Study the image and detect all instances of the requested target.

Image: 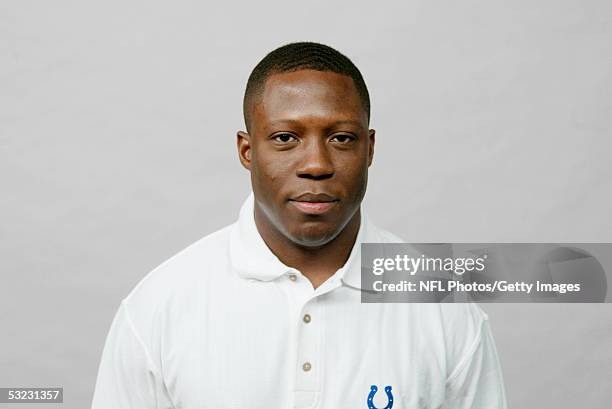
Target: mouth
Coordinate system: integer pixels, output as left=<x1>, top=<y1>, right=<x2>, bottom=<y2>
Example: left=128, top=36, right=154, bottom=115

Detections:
left=288, top=193, right=339, bottom=216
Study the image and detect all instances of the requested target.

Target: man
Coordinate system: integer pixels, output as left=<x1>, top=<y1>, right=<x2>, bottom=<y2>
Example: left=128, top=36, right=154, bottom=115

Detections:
left=91, top=42, right=507, bottom=408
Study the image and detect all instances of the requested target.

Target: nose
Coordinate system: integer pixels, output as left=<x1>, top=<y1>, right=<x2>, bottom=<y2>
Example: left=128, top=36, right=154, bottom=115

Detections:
left=296, top=138, right=334, bottom=180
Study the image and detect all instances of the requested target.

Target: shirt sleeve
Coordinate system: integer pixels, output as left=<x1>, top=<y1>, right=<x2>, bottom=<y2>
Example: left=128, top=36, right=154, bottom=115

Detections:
left=91, top=301, right=175, bottom=409
left=443, top=317, right=508, bottom=409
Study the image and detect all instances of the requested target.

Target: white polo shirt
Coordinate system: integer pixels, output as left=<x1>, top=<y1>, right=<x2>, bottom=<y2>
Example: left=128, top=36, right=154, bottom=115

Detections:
left=92, top=193, right=507, bottom=409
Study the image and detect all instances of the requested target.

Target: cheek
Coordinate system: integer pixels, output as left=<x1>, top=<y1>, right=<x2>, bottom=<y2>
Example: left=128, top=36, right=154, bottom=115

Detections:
left=351, top=169, right=369, bottom=199
left=251, top=153, right=293, bottom=194
left=337, top=158, right=369, bottom=192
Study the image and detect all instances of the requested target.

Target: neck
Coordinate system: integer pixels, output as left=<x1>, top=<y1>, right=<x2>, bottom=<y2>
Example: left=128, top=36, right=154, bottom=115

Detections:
left=254, top=206, right=361, bottom=289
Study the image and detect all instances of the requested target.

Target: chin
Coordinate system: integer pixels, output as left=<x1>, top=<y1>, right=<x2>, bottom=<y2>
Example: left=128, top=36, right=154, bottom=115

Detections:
left=289, top=223, right=340, bottom=248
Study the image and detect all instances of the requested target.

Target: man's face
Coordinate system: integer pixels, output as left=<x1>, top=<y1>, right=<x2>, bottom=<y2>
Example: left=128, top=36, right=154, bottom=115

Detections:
left=238, top=69, right=375, bottom=247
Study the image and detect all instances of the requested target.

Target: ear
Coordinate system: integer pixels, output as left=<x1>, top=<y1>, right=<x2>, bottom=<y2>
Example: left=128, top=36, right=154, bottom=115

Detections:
left=367, top=129, right=376, bottom=167
left=237, top=131, right=252, bottom=170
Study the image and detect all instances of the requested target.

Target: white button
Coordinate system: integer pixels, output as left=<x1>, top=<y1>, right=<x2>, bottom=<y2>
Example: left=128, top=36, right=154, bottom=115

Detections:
left=302, top=362, right=312, bottom=371
left=288, top=273, right=297, bottom=281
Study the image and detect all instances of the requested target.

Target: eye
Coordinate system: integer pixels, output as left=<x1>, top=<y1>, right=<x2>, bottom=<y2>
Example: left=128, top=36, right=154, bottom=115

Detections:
left=272, top=133, right=299, bottom=144
left=330, top=134, right=356, bottom=144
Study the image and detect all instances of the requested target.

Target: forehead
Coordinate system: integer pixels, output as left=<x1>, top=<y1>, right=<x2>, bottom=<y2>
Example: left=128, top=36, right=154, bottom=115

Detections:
left=253, top=70, right=367, bottom=129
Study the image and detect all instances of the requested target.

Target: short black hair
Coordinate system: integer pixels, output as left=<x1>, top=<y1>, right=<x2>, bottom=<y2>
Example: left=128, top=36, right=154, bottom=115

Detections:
left=243, top=42, right=371, bottom=132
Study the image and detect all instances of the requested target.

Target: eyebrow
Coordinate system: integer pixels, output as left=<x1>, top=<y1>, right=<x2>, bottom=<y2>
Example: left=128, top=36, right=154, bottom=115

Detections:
left=266, top=119, right=363, bottom=128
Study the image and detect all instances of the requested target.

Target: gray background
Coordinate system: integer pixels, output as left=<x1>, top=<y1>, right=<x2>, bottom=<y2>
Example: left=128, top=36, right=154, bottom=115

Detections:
left=1, top=1, right=611, bottom=408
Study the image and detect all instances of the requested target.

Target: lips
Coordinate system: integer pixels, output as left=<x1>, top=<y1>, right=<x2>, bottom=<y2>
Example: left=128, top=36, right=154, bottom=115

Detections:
left=289, top=192, right=339, bottom=215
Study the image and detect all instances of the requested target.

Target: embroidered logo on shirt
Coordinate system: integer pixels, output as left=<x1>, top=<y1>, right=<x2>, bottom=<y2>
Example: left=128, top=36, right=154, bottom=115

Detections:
left=367, top=385, right=394, bottom=409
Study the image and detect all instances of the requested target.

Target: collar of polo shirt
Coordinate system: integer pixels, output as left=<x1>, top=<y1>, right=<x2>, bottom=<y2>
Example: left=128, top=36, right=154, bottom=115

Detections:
left=229, top=192, right=370, bottom=290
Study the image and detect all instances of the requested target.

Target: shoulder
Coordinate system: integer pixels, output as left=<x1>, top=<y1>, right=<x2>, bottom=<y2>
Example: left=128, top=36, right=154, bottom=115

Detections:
left=122, top=223, right=234, bottom=316
left=412, top=302, right=488, bottom=343
left=98, top=224, right=235, bottom=378
left=439, top=302, right=488, bottom=326
left=437, top=303, right=490, bottom=377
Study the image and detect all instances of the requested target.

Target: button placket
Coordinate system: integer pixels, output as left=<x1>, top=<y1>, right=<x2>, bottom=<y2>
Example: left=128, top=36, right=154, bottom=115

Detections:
left=276, top=269, right=319, bottom=409
left=294, top=297, right=322, bottom=409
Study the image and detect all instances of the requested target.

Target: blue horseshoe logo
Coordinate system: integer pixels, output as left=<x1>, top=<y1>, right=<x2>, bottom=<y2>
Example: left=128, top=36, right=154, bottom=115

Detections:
left=367, top=385, right=394, bottom=409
